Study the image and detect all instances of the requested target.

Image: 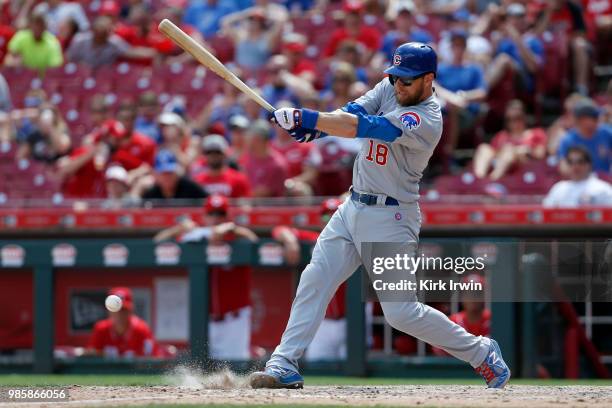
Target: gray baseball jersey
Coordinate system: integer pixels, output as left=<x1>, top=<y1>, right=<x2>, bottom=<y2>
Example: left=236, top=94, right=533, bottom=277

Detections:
left=352, top=79, right=443, bottom=203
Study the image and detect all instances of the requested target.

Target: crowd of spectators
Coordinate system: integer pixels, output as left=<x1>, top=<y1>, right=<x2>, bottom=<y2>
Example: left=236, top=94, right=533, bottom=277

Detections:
left=0, top=0, right=610, bottom=207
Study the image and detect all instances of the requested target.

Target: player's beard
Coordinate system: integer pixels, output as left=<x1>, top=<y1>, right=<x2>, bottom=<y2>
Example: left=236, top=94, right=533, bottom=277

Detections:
left=395, top=81, right=425, bottom=107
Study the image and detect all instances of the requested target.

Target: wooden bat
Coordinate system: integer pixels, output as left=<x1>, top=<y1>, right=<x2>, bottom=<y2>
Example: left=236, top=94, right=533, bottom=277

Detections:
left=158, top=19, right=276, bottom=113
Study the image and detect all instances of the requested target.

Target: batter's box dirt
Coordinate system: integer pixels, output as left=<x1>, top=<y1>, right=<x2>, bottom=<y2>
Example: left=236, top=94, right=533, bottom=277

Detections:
left=4, top=385, right=612, bottom=408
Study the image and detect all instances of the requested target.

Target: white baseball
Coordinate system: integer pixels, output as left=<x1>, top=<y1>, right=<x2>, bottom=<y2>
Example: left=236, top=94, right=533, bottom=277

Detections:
left=105, top=295, right=123, bottom=312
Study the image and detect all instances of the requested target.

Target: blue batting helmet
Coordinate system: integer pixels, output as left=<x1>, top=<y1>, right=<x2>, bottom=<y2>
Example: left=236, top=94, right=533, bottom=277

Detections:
left=384, top=42, right=437, bottom=80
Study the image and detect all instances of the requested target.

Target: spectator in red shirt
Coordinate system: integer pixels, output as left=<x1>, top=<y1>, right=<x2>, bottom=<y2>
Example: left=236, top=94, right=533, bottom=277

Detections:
left=281, top=32, right=316, bottom=85
left=271, top=103, right=321, bottom=196
left=114, top=101, right=157, bottom=171
left=272, top=198, right=351, bottom=360
left=474, top=100, right=547, bottom=180
left=57, top=119, right=126, bottom=199
left=239, top=119, right=288, bottom=197
left=114, top=4, right=172, bottom=64
left=432, top=274, right=490, bottom=356
left=154, top=194, right=258, bottom=359
left=323, top=0, right=381, bottom=60
left=194, top=134, right=251, bottom=197
left=87, top=287, right=160, bottom=357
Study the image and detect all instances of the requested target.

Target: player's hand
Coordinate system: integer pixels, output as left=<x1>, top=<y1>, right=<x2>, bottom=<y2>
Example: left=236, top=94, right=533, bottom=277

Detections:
left=272, top=107, right=302, bottom=130
left=289, top=127, right=324, bottom=143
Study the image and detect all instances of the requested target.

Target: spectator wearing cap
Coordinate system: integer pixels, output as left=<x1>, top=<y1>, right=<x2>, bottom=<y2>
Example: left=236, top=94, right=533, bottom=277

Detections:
left=485, top=2, right=544, bottom=93
left=183, top=0, right=240, bottom=39
left=221, top=7, right=284, bottom=70
left=158, top=111, right=197, bottom=169
left=544, top=146, right=612, bottom=207
left=194, top=134, right=251, bottom=197
left=87, top=287, right=161, bottom=357
left=271, top=102, right=321, bottom=196
left=239, top=119, right=288, bottom=197
left=432, top=273, right=490, bottom=356
left=135, top=92, right=162, bottom=143
left=141, top=149, right=208, bottom=204
left=474, top=100, right=547, bottom=180
left=6, top=13, right=63, bottom=72
left=323, top=0, right=381, bottom=60
left=67, top=16, right=156, bottom=68
left=434, top=30, right=487, bottom=166
left=281, top=32, right=316, bottom=85
left=375, top=2, right=433, bottom=66
left=557, top=99, right=612, bottom=174
left=153, top=194, right=258, bottom=360
left=102, top=165, right=141, bottom=208
left=104, top=165, right=129, bottom=199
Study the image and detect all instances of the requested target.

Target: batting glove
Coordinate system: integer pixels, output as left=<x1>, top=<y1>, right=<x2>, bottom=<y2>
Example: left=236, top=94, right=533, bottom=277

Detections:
left=289, top=127, right=327, bottom=143
left=272, top=107, right=320, bottom=131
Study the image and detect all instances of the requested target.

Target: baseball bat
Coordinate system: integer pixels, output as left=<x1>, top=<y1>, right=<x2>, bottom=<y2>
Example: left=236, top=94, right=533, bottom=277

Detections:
left=158, top=19, right=276, bottom=113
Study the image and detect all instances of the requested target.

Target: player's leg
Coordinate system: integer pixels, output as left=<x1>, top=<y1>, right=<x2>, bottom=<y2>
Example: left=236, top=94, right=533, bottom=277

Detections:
left=355, top=203, right=509, bottom=388
left=251, top=201, right=361, bottom=388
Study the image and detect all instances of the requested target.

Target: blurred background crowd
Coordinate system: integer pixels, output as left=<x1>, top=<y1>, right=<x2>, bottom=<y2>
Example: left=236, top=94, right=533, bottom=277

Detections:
left=0, top=0, right=610, bottom=207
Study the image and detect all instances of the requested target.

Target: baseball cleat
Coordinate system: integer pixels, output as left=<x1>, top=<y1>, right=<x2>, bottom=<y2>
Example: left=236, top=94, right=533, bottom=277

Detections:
left=475, top=339, right=511, bottom=389
left=249, top=365, right=304, bottom=389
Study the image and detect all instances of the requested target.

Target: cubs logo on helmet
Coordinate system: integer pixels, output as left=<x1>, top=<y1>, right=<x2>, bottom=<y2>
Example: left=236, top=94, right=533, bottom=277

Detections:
left=400, top=112, right=421, bottom=130
left=393, top=54, right=402, bottom=65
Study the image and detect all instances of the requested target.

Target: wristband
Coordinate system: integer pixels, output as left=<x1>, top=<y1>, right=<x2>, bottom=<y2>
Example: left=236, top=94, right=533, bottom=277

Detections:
left=301, top=108, right=319, bottom=130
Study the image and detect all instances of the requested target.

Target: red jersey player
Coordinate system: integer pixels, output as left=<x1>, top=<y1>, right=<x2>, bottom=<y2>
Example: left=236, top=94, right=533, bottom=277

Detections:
left=88, top=287, right=160, bottom=357
left=153, top=194, right=258, bottom=359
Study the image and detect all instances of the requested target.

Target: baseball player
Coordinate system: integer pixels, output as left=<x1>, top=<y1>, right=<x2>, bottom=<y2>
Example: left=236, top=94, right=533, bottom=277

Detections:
left=250, top=43, right=510, bottom=389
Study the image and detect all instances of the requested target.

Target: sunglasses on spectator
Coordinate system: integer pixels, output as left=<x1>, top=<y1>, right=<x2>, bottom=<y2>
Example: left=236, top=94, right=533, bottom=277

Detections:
left=567, top=158, right=588, bottom=165
left=204, top=150, right=223, bottom=155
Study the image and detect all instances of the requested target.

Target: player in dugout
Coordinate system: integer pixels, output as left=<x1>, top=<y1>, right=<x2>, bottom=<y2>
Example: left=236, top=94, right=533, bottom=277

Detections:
left=153, top=194, right=258, bottom=360
left=87, top=287, right=161, bottom=358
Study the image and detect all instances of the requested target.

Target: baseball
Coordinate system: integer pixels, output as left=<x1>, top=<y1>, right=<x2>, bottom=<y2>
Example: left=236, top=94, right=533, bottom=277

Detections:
left=105, top=295, right=122, bottom=312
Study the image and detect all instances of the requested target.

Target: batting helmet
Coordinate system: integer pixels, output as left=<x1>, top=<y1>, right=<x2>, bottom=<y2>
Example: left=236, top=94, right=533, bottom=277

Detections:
left=384, top=42, right=437, bottom=81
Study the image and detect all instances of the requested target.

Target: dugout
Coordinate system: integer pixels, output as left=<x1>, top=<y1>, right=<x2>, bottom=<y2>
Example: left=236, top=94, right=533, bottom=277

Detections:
left=0, top=204, right=610, bottom=379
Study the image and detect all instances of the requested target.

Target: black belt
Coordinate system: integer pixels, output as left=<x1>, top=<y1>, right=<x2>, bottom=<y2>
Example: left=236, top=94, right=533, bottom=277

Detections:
left=350, top=190, right=399, bottom=206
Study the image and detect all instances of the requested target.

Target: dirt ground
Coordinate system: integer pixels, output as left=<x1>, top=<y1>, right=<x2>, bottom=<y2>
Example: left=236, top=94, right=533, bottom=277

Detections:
left=3, top=384, right=612, bottom=408
left=2, top=370, right=611, bottom=408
